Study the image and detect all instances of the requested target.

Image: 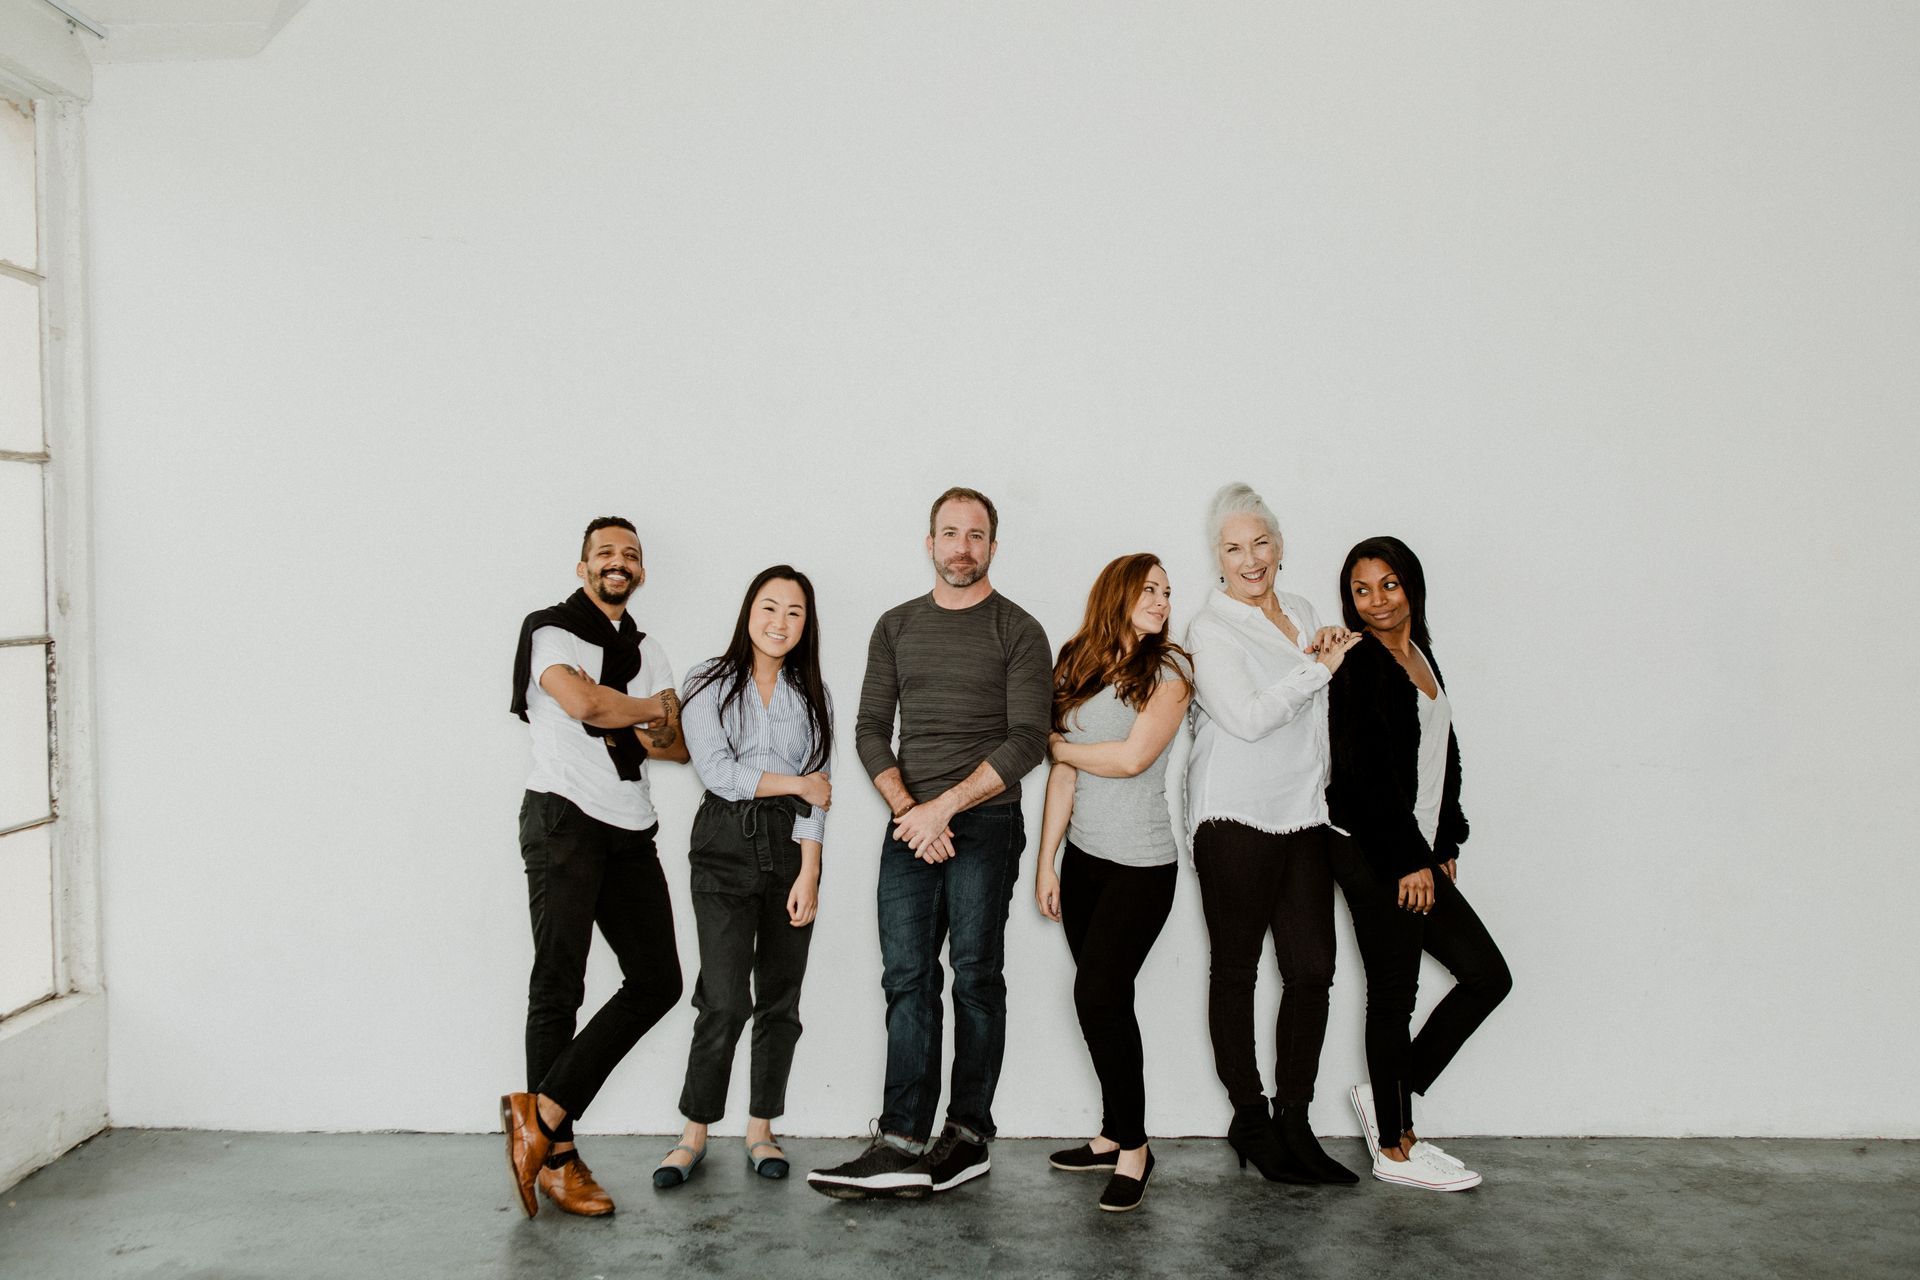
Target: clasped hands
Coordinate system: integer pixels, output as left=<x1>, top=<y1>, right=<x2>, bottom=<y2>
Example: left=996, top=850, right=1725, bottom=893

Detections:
left=892, top=798, right=958, bottom=864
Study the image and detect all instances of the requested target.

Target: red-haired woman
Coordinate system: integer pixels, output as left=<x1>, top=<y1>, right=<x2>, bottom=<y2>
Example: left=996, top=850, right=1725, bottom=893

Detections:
left=1033, top=553, right=1193, bottom=1213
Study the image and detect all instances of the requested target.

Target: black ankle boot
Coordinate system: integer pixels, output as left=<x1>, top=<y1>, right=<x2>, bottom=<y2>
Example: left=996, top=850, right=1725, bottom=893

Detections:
left=1226, top=1101, right=1315, bottom=1184
left=1275, top=1103, right=1359, bottom=1184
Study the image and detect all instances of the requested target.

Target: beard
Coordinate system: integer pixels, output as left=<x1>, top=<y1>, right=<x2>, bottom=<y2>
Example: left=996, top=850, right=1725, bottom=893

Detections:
left=935, top=552, right=990, bottom=589
left=590, top=569, right=635, bottom=604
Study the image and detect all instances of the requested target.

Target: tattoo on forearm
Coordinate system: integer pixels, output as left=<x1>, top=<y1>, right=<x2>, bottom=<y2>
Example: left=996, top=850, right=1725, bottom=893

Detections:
left=644, top=688, right=682, bottom=749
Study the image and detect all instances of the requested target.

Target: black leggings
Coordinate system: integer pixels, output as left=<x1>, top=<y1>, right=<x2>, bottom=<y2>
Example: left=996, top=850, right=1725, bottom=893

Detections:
left=1327, top=832, right=1512, bottom=1141
left=1193, top=820, right=1336, bottom=1108
left=1060, top=844, right=1177, bottom=1149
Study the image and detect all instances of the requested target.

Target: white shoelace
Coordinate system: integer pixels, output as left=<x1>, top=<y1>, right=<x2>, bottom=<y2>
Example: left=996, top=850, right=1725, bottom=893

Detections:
left=1411, top=1140, right=1466, bottom=1169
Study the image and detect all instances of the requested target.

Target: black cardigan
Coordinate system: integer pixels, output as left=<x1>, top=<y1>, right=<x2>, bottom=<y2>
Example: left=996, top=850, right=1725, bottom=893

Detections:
left=1327, top=633, right=1467, bottom=880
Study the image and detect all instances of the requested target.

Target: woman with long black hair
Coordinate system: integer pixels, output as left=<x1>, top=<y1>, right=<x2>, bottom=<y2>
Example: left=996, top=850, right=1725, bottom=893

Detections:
left=1033, top=553, right=1192, bottom=1213
left=1327, top=537, right=1512, bottom=1192
left=653, top=565, right=834, bottom=1188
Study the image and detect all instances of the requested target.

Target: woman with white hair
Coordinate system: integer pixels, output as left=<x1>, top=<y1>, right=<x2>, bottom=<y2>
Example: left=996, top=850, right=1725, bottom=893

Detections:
left=1184, top=482, right=1360, bottom=1185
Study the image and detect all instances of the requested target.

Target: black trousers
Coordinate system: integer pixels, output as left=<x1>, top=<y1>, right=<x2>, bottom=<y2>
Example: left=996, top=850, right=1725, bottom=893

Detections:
left=678, top=793, right=816, bottom=1124
left=1059, top=844, right=1177, bottom=1150
left=1192, top=820, right=1336, bottom=1108
left=519, top=790, right=683, bottom=1129
left=1327, top=832, right=1512, bottom=1141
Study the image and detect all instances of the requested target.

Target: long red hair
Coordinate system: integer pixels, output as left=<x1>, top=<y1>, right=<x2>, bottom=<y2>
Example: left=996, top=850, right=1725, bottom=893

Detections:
left=1053, top=553, right=1192, bottom=731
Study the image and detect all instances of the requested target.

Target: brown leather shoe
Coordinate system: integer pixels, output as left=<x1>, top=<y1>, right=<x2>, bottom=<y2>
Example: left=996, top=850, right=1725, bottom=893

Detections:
left=500, top=1093, right=552, bottom=1218
left=538, top=1153, right=616, bottom=1217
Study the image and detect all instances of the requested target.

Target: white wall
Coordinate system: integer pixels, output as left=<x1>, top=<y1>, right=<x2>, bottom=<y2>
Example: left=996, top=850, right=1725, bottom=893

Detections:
left=82, top=2, right=1920, bottom=1139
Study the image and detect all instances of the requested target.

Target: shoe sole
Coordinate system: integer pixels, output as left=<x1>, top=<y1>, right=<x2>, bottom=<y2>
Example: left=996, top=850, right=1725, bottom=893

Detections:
left=1349, top=1086, right=1381, bottom=1164
left=1048, top=1158, right=1119, bottom=1173
left=501, top=1095, right=538, bottom=1219
left=930, top=1159, right=989, bottom=1193
left=1371, top=1165, right=1482, bottom=1192
left=806, top=1176, right=931, bottom=1201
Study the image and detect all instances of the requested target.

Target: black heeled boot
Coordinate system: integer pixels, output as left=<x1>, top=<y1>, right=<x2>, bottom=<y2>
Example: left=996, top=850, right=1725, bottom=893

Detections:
left=1227, top=1101, right=1315, bottom=1184
left=1275, top=1103, right=1359, bottom=1184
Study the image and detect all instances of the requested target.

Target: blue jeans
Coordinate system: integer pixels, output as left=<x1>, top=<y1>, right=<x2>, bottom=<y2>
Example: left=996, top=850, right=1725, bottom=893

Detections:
left=876, top=801, right=1026, bottom=1143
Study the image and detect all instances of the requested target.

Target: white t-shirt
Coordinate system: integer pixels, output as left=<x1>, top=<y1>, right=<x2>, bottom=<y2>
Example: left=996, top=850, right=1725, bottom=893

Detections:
left=523, top=626, right=675, bottom=831
left=1412, top=644, right=1453, bottom=850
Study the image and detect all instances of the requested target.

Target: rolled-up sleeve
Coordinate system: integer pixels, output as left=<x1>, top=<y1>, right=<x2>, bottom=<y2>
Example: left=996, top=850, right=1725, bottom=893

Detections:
left=680, top=674, right=760, bottom=801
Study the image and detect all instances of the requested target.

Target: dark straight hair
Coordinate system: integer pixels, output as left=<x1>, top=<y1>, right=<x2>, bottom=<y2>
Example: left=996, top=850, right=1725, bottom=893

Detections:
left=684, top=565, right=833, bottom=774
left=1339, top=536, right=1433, bottom=653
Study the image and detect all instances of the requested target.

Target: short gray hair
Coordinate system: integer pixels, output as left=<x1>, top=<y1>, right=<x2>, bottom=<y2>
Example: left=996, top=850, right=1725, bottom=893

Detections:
left=1205, top=482, right=1281, bottom=549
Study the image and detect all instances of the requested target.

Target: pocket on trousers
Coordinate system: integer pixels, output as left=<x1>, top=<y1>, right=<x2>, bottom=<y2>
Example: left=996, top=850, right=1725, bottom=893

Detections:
left=689, top=848, right=758, bottom=897
left=520, top=792, right=568, bottom=863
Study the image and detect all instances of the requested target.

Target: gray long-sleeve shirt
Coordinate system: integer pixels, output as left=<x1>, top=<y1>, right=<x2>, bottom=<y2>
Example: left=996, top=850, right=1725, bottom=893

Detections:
left=854, top=591, right=1052, bottom=806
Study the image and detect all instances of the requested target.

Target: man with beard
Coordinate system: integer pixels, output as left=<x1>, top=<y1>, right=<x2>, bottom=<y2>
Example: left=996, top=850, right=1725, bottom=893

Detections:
left=501, top=516, right=688, bottom=1218
left=808, top=487, right=1051, bottom=1199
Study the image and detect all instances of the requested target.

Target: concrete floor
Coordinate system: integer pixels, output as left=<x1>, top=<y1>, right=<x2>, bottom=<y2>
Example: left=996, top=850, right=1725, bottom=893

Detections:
left=1, top=1131, right=1915, bottom=1279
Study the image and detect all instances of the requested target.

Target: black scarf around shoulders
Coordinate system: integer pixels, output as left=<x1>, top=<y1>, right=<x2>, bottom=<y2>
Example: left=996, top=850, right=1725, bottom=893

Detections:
left=511, top=589, right=649, bottom=781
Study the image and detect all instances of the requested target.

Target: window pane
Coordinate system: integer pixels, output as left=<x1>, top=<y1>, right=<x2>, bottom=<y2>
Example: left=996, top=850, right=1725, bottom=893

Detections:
left=0, top=643, right=51, bottom=830
left=0, top=462, right=46, bottom=637
left=0, top=274, right=41, bottom=452
left=0, top=824, right=54, bottom=1015
left=0, top=95, right=35, bottom=272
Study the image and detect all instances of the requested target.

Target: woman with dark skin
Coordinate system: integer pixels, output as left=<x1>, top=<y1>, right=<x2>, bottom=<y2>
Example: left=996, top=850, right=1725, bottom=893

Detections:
left=1325, top=537, right=1512, bottom=1192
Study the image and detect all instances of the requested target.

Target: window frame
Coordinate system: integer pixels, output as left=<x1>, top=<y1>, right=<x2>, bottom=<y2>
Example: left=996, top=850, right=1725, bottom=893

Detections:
left=0, top=76, right=100, bottom=1021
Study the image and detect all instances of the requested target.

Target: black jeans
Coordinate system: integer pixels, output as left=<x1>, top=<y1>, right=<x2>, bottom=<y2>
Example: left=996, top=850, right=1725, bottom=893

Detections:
left=678, top=792, right=816, bottom=1124
left=1327, top=832, right=1512, bottom=1141
left=876, top=801, right=1026, bottom=1143
left=1193, top=820, right=1336, bottom=1108
left=1060, top=844, right=1177, bottom=1149
left=519, top=790, right=683, bottom=1127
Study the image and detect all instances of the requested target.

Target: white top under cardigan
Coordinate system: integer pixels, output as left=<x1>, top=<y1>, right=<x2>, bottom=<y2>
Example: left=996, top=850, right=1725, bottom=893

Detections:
left=1412, top=644, right=1453, bottom=850
left=1184, top=587, right=1333, bottom=839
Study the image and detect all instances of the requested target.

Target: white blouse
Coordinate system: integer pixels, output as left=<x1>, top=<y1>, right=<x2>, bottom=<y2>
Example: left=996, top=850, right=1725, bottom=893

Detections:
left=1184, top=587, right=1333, bottom=839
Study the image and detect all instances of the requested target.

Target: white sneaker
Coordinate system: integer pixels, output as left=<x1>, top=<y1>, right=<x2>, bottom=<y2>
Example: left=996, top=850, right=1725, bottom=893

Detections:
left=1371, top=1146, right=1482, bottom=1192
left=1348, top=1085, right=1382, bottom=1163
left=1410, top=1139, right=1466, bottom=1170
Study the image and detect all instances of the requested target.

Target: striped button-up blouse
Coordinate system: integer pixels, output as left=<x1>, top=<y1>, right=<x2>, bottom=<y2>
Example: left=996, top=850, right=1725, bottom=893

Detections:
left=680, top=658, right=829, bottom=845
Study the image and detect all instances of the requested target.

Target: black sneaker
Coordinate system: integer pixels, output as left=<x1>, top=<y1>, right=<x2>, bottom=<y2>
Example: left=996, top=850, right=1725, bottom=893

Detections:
left=806, top=1135, right=931, bottom=1200
left=1048, top=1142, right=1121, bottom=1173
left=926, top=1123, right=990, bottom=1192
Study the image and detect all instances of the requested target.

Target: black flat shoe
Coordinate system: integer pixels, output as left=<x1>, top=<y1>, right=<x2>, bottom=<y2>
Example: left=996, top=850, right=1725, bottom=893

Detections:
left=1099, top=1148, right=1155, bottom=1213
left=1049, top=1142, right=1122, bottom=1172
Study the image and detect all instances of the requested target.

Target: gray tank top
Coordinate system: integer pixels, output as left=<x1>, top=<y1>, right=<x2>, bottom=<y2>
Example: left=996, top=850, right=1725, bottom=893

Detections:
left=1064, top=684, right=1179, bottom=867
